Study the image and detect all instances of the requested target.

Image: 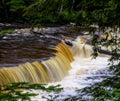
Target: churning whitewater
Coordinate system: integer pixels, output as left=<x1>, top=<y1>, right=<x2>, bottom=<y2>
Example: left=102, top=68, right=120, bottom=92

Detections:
left=0, top=34, right=113, bottom=100
left=30, top=36, right=112, bottom=101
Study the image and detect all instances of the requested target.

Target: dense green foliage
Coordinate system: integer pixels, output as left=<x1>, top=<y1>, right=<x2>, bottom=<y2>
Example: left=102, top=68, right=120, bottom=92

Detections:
left=0, top=0, right=120, bottom=27
left=0, top=82, right=63, bottom=101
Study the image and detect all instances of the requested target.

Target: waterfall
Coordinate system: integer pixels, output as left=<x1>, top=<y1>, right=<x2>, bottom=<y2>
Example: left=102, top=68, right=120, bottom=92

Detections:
left=0, top=41, right=73, bottom=86
left=55, top=41, right=73, bottom=62
left=71, top=36, right=93, bottom=58
left=0, top=36, right=94, bottom=86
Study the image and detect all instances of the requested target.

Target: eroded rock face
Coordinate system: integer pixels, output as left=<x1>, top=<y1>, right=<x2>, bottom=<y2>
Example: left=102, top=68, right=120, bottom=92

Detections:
left=0, top=23, right=30, bottom=30
left=0, top=26, right=76, bottom=41
left=32, top=27, right=70, bottom=34
left=0, top=23, right=5, bottom=26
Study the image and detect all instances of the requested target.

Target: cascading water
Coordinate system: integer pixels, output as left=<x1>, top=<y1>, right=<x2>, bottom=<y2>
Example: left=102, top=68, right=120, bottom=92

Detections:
left=0, top=33, right=112, bottom=100
left=30, top=35, right=112, bottom=100
left=70, top=36, right=93, bottom=58
left=0, top=41, right=73, bottom=85
left=55, top=41, right=73, bottom=62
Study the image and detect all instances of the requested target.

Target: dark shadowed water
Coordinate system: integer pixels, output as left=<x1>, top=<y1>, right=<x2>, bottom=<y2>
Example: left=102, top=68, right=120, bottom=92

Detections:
left=0, top=33, right=60, bottom=67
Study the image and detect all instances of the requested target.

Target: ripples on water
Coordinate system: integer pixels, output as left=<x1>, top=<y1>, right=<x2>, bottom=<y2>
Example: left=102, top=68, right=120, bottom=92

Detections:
left=0, top=33, right=60, bottom=67
left=0, top=31, right=114, bottom=100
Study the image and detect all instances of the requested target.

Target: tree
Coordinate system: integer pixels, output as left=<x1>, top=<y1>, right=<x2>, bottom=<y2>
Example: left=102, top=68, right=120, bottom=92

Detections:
left=0, top=0, right=10, bottom=21
left=23, top=0, right=77, bottom=23
left=0, top=0, right=34, bottom=22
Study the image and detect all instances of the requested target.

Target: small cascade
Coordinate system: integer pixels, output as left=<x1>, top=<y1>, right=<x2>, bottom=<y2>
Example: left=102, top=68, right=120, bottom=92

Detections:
left=0, top=62, right=50, bottom=85
left=0, top=41, right=73, bottom=86
left=71, top=36, right=93, bottom=58
left=55, top=41, right=74, bottom=62
left=42, top=52, right=72, bottom=82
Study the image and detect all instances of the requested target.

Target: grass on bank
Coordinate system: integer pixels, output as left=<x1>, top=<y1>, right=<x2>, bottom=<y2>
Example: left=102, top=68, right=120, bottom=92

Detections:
left=0, top=29, right=14, bottom=35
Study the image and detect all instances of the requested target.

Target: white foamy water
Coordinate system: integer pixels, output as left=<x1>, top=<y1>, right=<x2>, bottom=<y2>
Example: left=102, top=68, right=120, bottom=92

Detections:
left=30, top=56, right=112, bottom=101
left=30, top=35, right=114, bottom=101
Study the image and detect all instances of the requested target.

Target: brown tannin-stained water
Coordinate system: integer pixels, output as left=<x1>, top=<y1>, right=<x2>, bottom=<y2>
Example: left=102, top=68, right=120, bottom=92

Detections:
left=0, top=33, right=59, bottom=67
left=0, top=32, right=74, bottom=85
left=0, top=30, right=115, bottom=100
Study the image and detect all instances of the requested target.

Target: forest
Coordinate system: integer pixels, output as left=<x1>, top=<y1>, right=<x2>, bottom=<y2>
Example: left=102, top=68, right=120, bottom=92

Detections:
left=0, top=0, right=120, bottom=101
left=0, top=0, right=120, bottom=27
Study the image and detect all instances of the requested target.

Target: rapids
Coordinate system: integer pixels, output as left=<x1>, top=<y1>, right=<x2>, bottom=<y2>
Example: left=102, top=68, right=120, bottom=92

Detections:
left=0, top=32, right=113, bottom=100
left=30, top=36, right=113, bottom=101
left=30, top=56, right=112, bottom=101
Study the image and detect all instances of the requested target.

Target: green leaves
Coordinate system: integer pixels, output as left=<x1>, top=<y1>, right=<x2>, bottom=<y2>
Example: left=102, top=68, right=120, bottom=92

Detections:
left=0, top=82, right=63, bottom=100
left=0, top=29, right=13, bottom=35
left=7, top=0, right=26, bottom=12
left=0, top=0, right=120, bottom=26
